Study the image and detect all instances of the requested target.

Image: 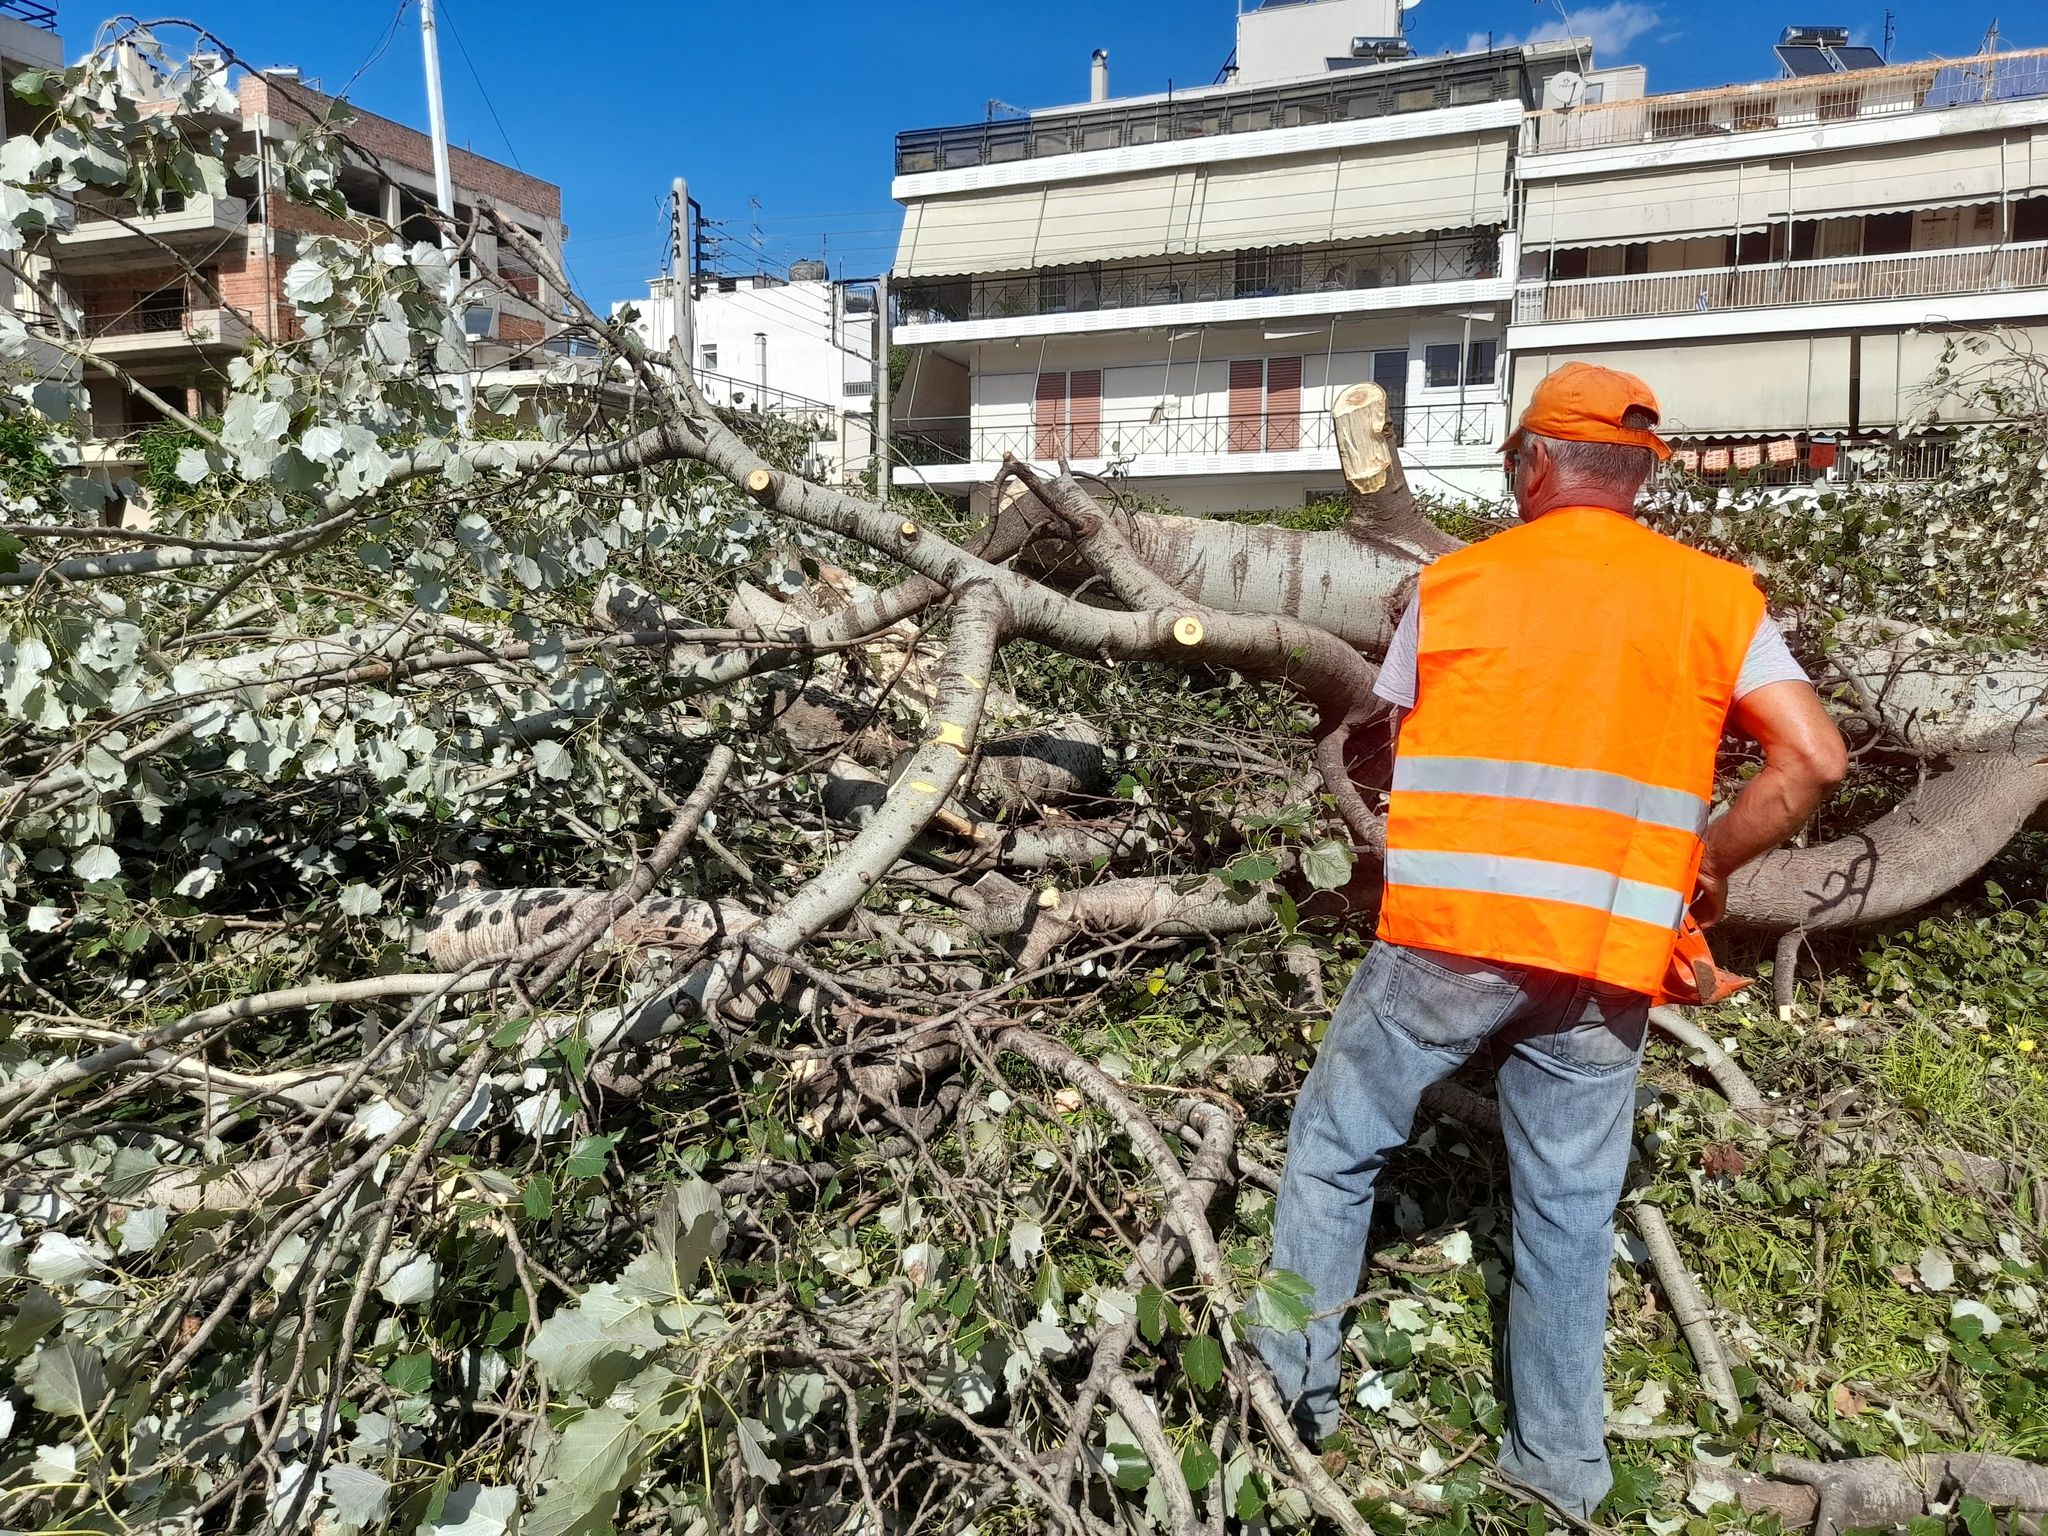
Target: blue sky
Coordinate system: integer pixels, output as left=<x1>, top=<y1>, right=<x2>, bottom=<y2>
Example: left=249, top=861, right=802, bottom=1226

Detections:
left=109, top=1, right=2048, bottom=306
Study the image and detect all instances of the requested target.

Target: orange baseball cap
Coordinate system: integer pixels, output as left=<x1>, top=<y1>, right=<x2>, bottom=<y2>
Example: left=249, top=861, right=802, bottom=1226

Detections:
left=1504, top=361, right=1671, bottom=461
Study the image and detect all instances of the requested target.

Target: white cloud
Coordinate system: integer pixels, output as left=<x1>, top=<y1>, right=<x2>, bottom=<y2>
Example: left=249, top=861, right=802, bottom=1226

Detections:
left=1464, top=1, right=1663, bottom=61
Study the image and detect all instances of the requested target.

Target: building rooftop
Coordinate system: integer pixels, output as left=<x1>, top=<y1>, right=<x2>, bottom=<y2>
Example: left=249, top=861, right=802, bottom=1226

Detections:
left=896, top=41, right=1563, bottom=177
left=1521, top=43, right=2048, bottom=157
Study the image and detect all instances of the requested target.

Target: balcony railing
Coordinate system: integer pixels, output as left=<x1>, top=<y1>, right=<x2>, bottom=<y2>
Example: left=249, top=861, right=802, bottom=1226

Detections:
left=896, top=50, right=1528, bottom=175
left=898, top=400, right=1501, bottom=467
left=896, top=235, right=1501, bottom=328
left=1523, top=45, right=2048, bottom=155
left=1515, top=239, right=2048, bottom=324
left=0, top=1, right=57, bottom=31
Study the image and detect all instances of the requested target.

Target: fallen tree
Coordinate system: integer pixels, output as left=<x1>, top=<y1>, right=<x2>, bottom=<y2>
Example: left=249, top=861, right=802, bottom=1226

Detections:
left=0, top=26, right=2045, bottom=1536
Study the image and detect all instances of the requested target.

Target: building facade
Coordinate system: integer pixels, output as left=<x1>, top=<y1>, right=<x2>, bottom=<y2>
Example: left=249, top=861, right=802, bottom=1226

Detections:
left=614, top=270, right=877, bottom=485
left=1507, top=45, right=2048, bottom=482
left=885, top=0, right=1631, bottom=515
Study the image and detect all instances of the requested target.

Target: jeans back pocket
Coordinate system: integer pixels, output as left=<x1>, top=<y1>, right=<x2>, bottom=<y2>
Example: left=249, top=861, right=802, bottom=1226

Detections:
left=1382, top=945, right=1525, bottom=1054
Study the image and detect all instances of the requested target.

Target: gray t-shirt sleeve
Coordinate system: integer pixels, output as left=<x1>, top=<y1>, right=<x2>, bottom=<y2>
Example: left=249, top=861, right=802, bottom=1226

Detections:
left=1373, top=596, right=1420, bottom=709
left=1735, top=614, right=1808, bottom=700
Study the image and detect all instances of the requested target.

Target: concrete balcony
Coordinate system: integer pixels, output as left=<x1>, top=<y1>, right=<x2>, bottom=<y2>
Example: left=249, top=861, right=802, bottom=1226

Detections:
left=56, top=195, right=249, bottom=267
left=79, top=305, right=257, bottom=357
left=896, top=236, right=1512, bottom=346
left=1513, top=240, right=2048, bottom=328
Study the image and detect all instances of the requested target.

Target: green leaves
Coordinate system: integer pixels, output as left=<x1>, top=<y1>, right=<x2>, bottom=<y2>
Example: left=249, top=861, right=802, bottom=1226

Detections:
left=383, top=1351, right=433, bottom=1397
left=1247, top=1269, right=1316, bottom=1333
left=23, top=1340, right=107, bottom=1418
left=1300, top=838, right=1354, bottom=891
left=1180, top=1334, right=1224, bottom=1393
left=563, top=1135, right=615, bottom=1181
left=1137, top=1282, right=1185, bottom=1345
left=1220, top=851, right=1279, bottom=886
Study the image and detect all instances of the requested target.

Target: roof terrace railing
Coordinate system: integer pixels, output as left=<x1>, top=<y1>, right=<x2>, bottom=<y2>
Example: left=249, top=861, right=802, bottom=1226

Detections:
left=896, top=51, right=1530, bottom=176
left=1522, top=45, right=2048, bottom=156
left=0, top=1, right=57, bottom=31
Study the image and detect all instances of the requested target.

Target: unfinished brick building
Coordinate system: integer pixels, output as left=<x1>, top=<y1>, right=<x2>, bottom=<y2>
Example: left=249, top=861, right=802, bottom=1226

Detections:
left=38, top=53, right=570, bottom=447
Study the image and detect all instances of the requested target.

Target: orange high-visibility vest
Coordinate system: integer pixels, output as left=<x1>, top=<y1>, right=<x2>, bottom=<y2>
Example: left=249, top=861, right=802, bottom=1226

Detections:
left=1378, top=506, right=1767, bottom=994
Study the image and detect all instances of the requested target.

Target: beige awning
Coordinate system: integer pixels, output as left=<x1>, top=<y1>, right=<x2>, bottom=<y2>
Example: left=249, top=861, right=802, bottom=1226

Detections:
left=1521, top=163, right=1770, bottom=249
left=1788, top=138, right=2011, bottom=218
left=1524, top=133, right=2048, bottom=254
left=1514, top=337, right=1851, bottom=432
left=894, top=134, right=1510, bottom=278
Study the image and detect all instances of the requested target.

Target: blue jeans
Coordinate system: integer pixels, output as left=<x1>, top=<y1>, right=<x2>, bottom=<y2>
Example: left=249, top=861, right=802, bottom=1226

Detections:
left=1258, top=941, right=1648, bottom=1518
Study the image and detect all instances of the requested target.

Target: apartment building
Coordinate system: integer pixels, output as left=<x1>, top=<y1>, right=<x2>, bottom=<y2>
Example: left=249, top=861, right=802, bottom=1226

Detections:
left=1508, top=42, right=2048, bottom=482
left=613, top=267, right=877, bottom=485
left=887, top=0, right=1634, bottom=514
left=17, top=39, right=571, bottom=459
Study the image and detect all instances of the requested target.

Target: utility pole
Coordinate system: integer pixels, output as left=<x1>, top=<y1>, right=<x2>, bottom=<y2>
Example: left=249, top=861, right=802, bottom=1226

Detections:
left=670, top=177, right=696, bottom=376
left=419, top=0, right=455, bottom=223
left=419, top=0, right=469, bottom=428
left=874, top=274, right=892, bottom=497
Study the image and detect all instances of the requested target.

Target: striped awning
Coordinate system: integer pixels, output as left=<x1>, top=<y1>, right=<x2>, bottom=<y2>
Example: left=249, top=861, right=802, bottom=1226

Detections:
left=894, top=137, right=1510, bottom=279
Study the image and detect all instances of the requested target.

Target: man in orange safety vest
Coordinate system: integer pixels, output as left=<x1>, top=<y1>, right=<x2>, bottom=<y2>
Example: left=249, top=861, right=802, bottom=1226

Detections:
left=1258, top=363, right=1847, bottom=1517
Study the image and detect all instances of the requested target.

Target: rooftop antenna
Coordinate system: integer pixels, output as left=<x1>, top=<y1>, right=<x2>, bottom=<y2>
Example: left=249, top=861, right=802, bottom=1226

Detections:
left=1881, top=8, right=1895, bottom=60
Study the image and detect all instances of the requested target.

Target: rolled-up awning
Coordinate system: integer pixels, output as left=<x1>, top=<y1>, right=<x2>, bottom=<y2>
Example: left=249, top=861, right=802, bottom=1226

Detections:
left=1514, top=337, right=1853, bottom=432
left=1522, top=131, right=2048, bottom=251
left=1520, top=163, right=1775, bottom=249
left=894, top=136, right=1510, bottom=278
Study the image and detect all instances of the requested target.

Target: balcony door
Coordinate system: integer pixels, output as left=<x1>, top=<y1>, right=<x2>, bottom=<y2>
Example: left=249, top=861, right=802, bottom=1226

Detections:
left=1033, top=369, right=1102, bottom=459
left=1373, top=349, right=1409, bottom=441
left=1228, top=357, right=1303, bottom=453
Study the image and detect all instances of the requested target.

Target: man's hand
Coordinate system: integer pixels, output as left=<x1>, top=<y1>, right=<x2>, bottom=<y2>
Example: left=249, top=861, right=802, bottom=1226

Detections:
left=1698, top=680, right=1849, bottom=907
left=1692, top=859, right=1728, bottom=928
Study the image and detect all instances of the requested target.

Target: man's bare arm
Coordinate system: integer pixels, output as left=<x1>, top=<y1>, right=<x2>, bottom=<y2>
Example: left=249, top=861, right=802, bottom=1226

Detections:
left=1695, top=680, right=1849, bottom=923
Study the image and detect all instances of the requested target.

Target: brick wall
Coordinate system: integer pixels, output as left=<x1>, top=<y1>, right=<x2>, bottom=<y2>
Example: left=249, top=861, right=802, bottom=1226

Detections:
left=239, top=74, right=562, bottom=222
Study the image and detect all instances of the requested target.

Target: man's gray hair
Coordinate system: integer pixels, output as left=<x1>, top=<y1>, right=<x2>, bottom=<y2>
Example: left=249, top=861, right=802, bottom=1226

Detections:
left=1526, top=406, right=1659, bottom=499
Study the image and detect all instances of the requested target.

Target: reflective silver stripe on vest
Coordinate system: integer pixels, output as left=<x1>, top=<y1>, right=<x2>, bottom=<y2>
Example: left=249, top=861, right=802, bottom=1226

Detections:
left=1393, top=755, right=1709, bottom=835
left=1384, top=849, right=1687, bottom=930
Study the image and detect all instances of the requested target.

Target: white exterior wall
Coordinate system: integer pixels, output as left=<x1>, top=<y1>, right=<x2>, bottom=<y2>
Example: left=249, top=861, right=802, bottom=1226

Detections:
left=615, top=275, right=875, bottom=483
left=1235, top=0, right=1406, bottom=85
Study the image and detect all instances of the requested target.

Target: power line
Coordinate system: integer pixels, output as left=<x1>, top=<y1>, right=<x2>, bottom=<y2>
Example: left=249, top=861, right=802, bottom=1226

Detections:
left=338, top=0, right=413, bottom=98
left=435, top=0, right=522, bottom=170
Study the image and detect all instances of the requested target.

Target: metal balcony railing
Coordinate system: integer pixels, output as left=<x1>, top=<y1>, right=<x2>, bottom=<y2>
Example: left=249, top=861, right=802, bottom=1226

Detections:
left=896, top=51, right=1529, bottom=176
left=897, top=400, right=1501, bottom=466
left=1515, top=239, right=2048, bottom=324
left=895, top=234, right=1501, bottom=328
left=1522, top=45, right=2048, bottom=155
left=0, top=1, right=58, bottom=31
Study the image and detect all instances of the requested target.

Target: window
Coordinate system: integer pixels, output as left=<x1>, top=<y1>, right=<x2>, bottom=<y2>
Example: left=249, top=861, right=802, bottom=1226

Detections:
left=1227, top=357, right=1302, bottom=453
left=1234, top=247, right=1303, bottom=299
left=1863, top=212, right=1912, bottom=256
left=700, top=344, right=719, bottom=370
left=1424, top=341, right=1496, bottom=390
left=2015, top=196, right=2048, bottom=243
left=1033, top=370, right=1101, bottom=458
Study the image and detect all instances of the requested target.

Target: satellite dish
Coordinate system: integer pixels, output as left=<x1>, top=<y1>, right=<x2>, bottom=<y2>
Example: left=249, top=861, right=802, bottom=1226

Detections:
left=1401, top=0, right=1423, bottom=10
left=1543, top=71, right=1586, bottom=110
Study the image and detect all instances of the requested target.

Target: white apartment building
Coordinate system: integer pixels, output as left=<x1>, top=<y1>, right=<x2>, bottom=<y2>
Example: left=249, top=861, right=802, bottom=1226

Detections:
left=615, top=269, right=876, bottom=485
left=1508, top=43, right=2048, bottom=482
left=887, top=0, right=1635, bottom=515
